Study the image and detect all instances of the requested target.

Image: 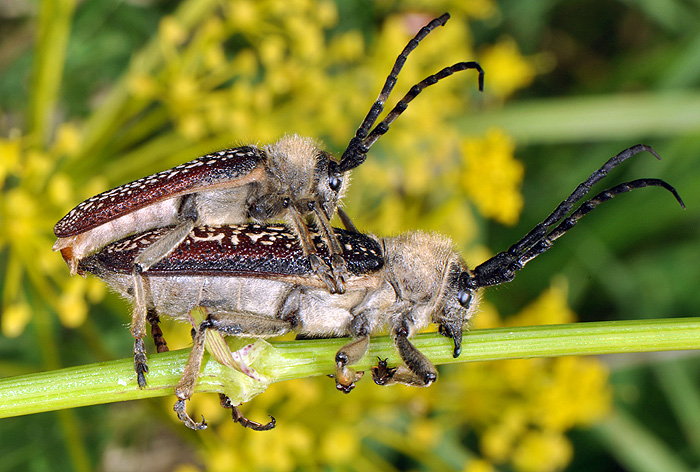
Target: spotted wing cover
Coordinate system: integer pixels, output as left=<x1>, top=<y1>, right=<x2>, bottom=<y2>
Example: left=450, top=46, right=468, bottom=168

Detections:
left=80, top=225, right=384, bottom=277
left=54, top=147, right=264, bottom=237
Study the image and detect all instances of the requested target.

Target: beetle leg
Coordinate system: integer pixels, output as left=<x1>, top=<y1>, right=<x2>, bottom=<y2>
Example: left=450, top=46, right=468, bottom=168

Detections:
left=372, top=363, right=432, bottom=387
left=131, top=220, right=194, bottom=387
left=219, top=394, right=276, bottom=431
left=337, top=207, right=358, bottom=233
left=174, top=311, right=294, bottom=430
left=334, top=336, right=369, bottom=393
left=334, top=313, right=370, bottom=393
left=377, top=319, right=438, bottom=387
left=313, top=206, right=348, bottom=294
left=174, top=317, right=210, bottom=430
left=131, top=270, right=148, bottom=388
left=371, top=357, right=397, bottom=385
left=147, top=309, right=169, bottom=353
left=205, top=312, right=295, bottom=337
left=133, top=219, right=196, bottom=272
left=173, top=399, right=207, bottom=431
left=278, top=285, right=302, bottom=328
left=132, top=196, right=197, bottom=386
left=288, top=209, right=339, bottom=293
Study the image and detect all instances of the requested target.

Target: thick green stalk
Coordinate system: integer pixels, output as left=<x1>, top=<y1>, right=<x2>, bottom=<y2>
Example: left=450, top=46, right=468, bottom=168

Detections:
left=458, top=92, right=700, bottom=143
left=0, top=318, right=698, bottom=419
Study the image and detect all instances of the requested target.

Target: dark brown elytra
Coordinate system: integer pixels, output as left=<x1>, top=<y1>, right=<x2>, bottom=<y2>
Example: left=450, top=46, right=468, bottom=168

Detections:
left=54, top=149, right=262, bottom=237
left=80, top=224, right=384, bottom=278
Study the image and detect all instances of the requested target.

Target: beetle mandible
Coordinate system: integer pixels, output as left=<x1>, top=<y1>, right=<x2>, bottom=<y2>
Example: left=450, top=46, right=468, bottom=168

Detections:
left=53, top=13, right=484, bottom=388
left=79, top=145, right=684, bottom=430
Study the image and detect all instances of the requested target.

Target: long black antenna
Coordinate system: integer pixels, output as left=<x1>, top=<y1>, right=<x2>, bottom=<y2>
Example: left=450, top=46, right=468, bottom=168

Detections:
left=463, top=145, right=685, bottom=289
left=339, top=13, right=484, bottom=172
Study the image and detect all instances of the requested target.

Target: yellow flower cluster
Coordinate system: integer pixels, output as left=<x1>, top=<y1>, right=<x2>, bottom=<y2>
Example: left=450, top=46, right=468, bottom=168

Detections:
left=455, top=284, right=612, bottom=472
left=480, top=38, right=537, bottom=99
left=461, top=128, right=524, bottom=225
left=0, top=127, right=107, bottom=335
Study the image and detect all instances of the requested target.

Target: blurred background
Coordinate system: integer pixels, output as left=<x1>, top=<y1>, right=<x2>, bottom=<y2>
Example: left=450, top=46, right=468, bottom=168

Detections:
left=1, top=0, right=699, bottom=471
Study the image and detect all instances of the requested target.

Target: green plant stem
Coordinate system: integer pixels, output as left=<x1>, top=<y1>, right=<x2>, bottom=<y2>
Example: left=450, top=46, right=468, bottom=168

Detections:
left=460, top=92, right=700, bottom=143
left=1, top=318, right=698, bottom=419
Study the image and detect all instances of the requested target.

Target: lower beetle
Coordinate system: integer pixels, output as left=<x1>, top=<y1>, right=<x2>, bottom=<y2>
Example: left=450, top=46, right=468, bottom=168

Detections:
left=78, top=145, right=683, bottom=430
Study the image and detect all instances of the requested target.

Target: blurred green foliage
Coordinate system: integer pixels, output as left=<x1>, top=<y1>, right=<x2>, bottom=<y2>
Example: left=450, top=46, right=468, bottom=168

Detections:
left=1, top=0, right=699, bottom=471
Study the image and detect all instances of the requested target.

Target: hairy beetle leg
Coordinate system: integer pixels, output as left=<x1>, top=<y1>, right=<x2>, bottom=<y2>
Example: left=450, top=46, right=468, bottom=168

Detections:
left=219, top=394, right=276, bottom=431
left=371, top=358, right=397, bottom=386
left=147, top=310, right=169, bottom=353
left=390, top=332, right=438, bottom=387
left=173, top=399, right=207, bottom=430
left=133, top=338, right=148, bottom=388
left=330, top=254, right=348, bottom=294
left=131, top=269, right=149, bottom=387
left=174, top=310, right=293, bottom=428
left=334, top=335, right=369, bottom=393
left=308, top=254, right=341, bottom=293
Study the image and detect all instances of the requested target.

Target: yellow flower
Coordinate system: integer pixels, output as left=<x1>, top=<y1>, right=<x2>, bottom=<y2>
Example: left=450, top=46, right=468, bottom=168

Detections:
left=159, top=16, right=187, bottom=46
left=511, top=430, right=573, bottom=472
left=464, top=458, right=498, bottom=472
left=507, top=281, right=576, bottom=327
left=461, top=128, right=524, bottom=225
left=534, top=357, right=612, bottom=430
left=320, top=426, right=360, bottom=464
left=0, top=135, right=21, bottom=185
left=2, top=303, right=31, bottom=338
left=480, top=38, right=536, bottom=99
left=57, top=276, right=89, bottom=328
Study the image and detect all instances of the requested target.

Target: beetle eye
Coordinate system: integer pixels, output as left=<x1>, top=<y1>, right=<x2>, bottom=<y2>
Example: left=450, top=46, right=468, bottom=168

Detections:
left=282, top=198, right=291, bottom=208
left=329, top=174, right=342, bottom=192
left=457, top=290, right=471, bottom=308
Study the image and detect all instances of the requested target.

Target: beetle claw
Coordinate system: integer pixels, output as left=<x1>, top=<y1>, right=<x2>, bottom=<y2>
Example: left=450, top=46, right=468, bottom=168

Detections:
left=219, top=394, right=276, bottom=431
left=173, top=399, right=208, bottom=430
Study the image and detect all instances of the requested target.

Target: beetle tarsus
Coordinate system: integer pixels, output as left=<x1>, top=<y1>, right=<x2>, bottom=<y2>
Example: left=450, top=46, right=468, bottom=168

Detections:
left=308, top=253, right=341, bottom=293
left=147, top=310, right=169, bottom=353
left=174, top=399, right=208, bottom=430
left=334, top=334, right=369, bottom=392
left=219, top=394, right=276, bottom=431
left=371, top=358, right=397, bottom=386
left=133, top=338, right=148, bottom=388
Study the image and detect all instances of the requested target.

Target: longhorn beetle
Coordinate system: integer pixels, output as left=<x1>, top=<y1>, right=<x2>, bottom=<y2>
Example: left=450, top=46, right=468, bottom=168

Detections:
left=78, top=145, right=684, bottom=430
left=53, top=13, right=484, bottom=388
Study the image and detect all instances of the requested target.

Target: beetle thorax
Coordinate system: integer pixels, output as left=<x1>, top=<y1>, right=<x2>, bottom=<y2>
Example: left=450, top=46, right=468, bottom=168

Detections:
left=265, top=134, right=322, bottom=200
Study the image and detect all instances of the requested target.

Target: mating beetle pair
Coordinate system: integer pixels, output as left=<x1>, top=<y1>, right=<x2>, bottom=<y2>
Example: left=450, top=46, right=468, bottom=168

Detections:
left=54, top=13, right=684, bottom=430
left=53, top=13, right=483, bottom=391
left=75, top=146, right=684, bottom=430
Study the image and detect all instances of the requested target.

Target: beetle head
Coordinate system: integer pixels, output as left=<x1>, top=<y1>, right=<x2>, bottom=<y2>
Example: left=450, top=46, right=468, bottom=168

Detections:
left=262, top=135, right=348, bottom=221
left=433, top=262, right=478, bottom=358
